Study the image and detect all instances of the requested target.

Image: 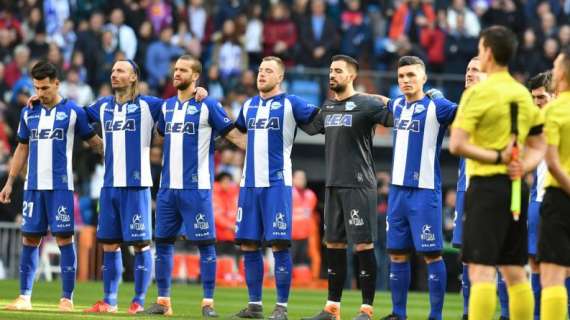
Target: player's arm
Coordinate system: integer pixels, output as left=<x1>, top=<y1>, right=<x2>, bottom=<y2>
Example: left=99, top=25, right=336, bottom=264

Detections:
left=86, top=135, right=104, bottom=156
left=298, top=109, right=324, bottom=135
left=0, top=143, right=29, bottom=203
left=360, top=92, right=390, bottom=106
left=545, top=144, right=570, bottom=194
left=449, top=127, right=513, bottom=164
left=224, top=128, right=246, bottom=150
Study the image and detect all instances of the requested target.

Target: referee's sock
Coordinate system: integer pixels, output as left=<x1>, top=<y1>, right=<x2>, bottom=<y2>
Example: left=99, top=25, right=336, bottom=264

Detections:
left=461, top=264, right=470, bottom=316
left=103, top=250, right=122, bottom=306
left=243, top=250, right=264, bottom=303
left=531, top=273, right=541, bottom=320
left=199, top=245, right=217, bottom=299
left=497, top=271, right=510, bottom=318
left=389, top=261, right=410, bottom=318
left=565, top=278, right=570, bottom=316
left=427, top=259, right=446, bottom=320
left=59, top=243, right=76, bottom=300
left=155, top=243, right=174, bottom=298
left=541, top=286, right=568, bottom=320
left=273, top=249, right=292, bottom=304
left=508, top=282, right=534, bottom=320
left=356, top=249, right=376, bottom=306
left=469, top=282, right=496, bottom=320
left=327, top=248, right=347, bottom=303
left=133, top=248, right=152, bottom=306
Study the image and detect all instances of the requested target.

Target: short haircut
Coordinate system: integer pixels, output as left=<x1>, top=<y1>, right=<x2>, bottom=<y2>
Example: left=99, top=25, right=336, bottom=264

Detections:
left=528, top=71, right=553, bottom=93
left=470, top=56, right=480, bottom=61
left=331, top=54, right=359, bottom=72
left=559, top=46, right=570, bottom=86
left=480, top=25, right=518, bottom=66
left=398, top=55, right=426, bottom=70
left=31, top=60, right=58, bottom=80
left=262, top=56, right=285, bottom=73
left=178, top=54, right=202, bottom=74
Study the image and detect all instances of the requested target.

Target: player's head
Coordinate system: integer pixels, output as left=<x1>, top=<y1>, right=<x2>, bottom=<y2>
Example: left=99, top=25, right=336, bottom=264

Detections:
left=30, top=60, right=60, bottom=106
left=111, top=59, right=140, bottom=99
left=397, top=56, right=427, bottom=98
left=257, top=56, right=285, bottom=93
left=552, top=46, right=570, bottom=94
left=528, top=71, right=554, bottom=108
left=329, top=54, right=359, bottom=93
left=478, top=25, right=518, bottom=72
left=465, top=57, right=487, bottom=88
left=173, top=55, right=202, bottom=91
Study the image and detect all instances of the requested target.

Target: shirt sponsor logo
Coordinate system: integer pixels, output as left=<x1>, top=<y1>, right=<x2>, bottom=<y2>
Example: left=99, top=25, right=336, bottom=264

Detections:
left=394, top=119, right=420, bottom=132
left=247, top=117, right=280, bottom=130
left=30, top=128, right=64, bottom=140
left=55, top=112, right=68, bottom=121
left=324, top=114, right=352, bottom=127
left=104, top=119, right=136, bottom=132
left=348, top=209, right=364, bottom=226
left=165, top=122, right=196, bottom=134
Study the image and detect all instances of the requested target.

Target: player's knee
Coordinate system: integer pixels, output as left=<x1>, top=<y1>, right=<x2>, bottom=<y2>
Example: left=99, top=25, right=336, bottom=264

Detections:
left=326, top=242, right=347, bottom=249
left=22, top=236, right=41, bottom=247
left=272, top=244, right=288, bottom=252
left=423, top=252, right=442, bottom=263
left=529, top=256, right=540, bottom=273
left=499, top=266, right=527, bottom=286
left=55, top=235, right=73, bottom=246
left=469, top=264, right=496, bottom=283
left=354, top=243, right=373, bottom=252
left=389, top=254, right=409, bottom=262
left=240, top=243, right=259, bottom=252
left=540, top=263, right=567, bottom=287
left=102, top=243, right=121, bottom=252
left=133, top=244, right=150, bottom=252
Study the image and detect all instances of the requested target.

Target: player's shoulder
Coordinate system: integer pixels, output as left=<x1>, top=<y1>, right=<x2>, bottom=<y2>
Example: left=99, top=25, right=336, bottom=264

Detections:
left=63, top=99, right=87, bottom=114
left=352, top=93, right=385, bottom=109
left=389, top=95, right=406, bottom=108
left=200, top=96, right=222, bottom=108
left=88, top=95, right=112, bottom=109
left=139, top=94, right=163, bottom=106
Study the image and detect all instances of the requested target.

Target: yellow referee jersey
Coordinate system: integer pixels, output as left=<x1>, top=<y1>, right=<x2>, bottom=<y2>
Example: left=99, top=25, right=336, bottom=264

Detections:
left=544, top=91, right=570, bottom=188
left=452, top=71, right=544, bottom=177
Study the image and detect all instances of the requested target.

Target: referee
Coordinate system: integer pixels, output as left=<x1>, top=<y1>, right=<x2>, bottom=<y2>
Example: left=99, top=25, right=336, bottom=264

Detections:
left=301, top=55, right=393, bottom=320
left=449, top=25, right=546, bottom=320
left=538, top=47, right=570, bottom=319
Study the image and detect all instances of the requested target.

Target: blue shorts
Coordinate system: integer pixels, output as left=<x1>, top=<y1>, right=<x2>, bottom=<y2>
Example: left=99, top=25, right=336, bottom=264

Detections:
left=235, top=186, right=292, bottom=246
left=452, top=190, right=466, bottom=247
left=387, top=185, right=443, bottom=254
left=155, top=189, right=215, bottom=244
left=97, top=187, right=152, bottom=244
left=528, top=200, right=541, bottom=256
left=21, top=190, right=74, bottom=237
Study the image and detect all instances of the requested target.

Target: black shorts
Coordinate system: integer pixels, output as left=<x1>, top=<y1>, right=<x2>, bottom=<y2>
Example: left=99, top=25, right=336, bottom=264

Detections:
left=462, top=175, right=529, bottom=266
left=538, top=187, right=570, bottom=266
left=324, top=187, right=377, bottom=244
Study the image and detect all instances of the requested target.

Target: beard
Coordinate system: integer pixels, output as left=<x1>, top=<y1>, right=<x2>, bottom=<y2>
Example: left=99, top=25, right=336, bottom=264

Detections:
left=258, top=82, right=276, bottom=93
left=175, top=80, right=191, bottom=91
left=329, top=81, right=346, bottom=93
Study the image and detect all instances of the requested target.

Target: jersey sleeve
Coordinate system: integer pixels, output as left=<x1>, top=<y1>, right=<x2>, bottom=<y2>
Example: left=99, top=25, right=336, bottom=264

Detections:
left=143, top=95, right=164, bottom=122
left=451, top=86, right=488, bottom=134
left=367, top=96, right=393, bottom=127
left=434, top=98, right=458, bottom=125
left=206, top=98, right=234, bottom=136
left=73, top=105, right=96, bottom=140
left=299, top=108, right=325, bottom=135
left=235, top=99, right=249, bottom=133
left=544, top=106, right=560, bottom=146
left=289, top=95, right=318, bottom=125
left=156, top=102, right=166, bottom=136
left=17, top=108, right=30, bottom=144
left=84, top=98, right=103, bottom=123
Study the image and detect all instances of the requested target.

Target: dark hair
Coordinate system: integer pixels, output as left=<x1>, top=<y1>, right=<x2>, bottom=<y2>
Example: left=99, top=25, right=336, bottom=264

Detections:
left=331, top=54, right=359, bottom=72
left=30, top=60, right=58, bottom=80
left=528, top=71, right=553, bottom=93
left=178, top=54, right=203, bottom=75
left=398, top=55, right=426, bottom=69
left=480, top=25, right=518, bottom=66
left=215, top=172, right=233, bottom=182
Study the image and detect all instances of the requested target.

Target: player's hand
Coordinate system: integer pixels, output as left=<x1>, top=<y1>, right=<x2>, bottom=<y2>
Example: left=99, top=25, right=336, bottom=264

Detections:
left=26, top=95, right=40, bottom=108
left=195, top=87, right=209, bottom=101
left=0, top=184, right=12, bottom=203
left=426, top=88, right=444, bottom=100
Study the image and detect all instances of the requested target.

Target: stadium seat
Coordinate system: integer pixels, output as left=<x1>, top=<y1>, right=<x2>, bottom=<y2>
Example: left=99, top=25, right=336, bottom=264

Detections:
left=290, top=80, right=321, bottom=106
left=185, top=254, right=201, bottom=281
left=38, top=239, right=61, bottom=282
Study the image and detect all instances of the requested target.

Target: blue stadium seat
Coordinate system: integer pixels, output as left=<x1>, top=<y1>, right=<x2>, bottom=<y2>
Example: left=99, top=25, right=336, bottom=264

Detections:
left=290, top=79, right=321, bottom=106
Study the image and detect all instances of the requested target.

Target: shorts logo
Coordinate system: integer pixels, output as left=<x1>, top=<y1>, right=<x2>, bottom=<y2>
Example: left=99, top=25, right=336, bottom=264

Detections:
left=56, top=206, right=71, bottom=222
left=194, top=213, right=209, bottom=230
left=420, top=224, right=435, bottom=242
left=130, top=214, right=145, bottom=231
left=349, top=209, right=364, bottom=226
left=273, top=212, right=287, bottom=230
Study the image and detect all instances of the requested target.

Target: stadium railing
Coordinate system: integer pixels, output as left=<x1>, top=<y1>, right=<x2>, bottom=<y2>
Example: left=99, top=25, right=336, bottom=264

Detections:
left=0, top=222, right=21, bottom=279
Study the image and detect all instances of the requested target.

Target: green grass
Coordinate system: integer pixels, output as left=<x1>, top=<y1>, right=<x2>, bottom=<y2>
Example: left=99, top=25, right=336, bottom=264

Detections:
left=0, top=279, right=467, bottom=319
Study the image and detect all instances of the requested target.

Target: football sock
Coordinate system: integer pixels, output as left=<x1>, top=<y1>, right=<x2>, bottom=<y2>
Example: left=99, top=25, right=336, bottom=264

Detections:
left=469, top=282, right=496, bottom=320
left=531, top=273, right=541, bottom=320
left=327, top=248, right=347, bottom=303
left=19, top=245, right=39, bottom=296
left=273, top=249, right=292, bottom=304
left=497, top=272, right=510, bottom=318
left=243, top=250, right=264, bottom=302
left=155, top=243, right=174, bottom=298
left=427, top=259, right=446, bottom=320
left=541, top=286, right=567, bottom=320
left=462, top=264, right=470, bottom=316
left=59, top=243, right=76, bottom=300
left=390, top=261, right=411, bottom=318
left=508, top=282, right=534, bottom=320
left=103, top=250, right=122, bottom=306
left=356, top=249, right=376, bottom=306
left=133, top=249, right=152, bottom=306
left=199, top=244, right=217, bottom=299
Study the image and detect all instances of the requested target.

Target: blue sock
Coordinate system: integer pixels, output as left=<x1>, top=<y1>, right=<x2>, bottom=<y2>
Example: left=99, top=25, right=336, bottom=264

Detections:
left=59, top=243, right=76, bottom=300
left=565, top=277, right=570, bottom=316
left=273, top=249, right=292, bottom=304
left=243, top=250, right=264, bottom=302
left=133, top=249, right=152, bottom=306
left=531, top=273, right=540, bottom=320
left=155, top=244, right=174, bottom=298
left=462, top=264, right=470, bottom=316
left=390, top=261, right=410, bottom=317
left=427, top=259, right=446, bottom=320
left=199, top=245, right=217, bottom=299
left=103, top=251, right=122, bottom=306
left=19, top=245, right=39, bottom=296
left=497, top=272, right=509, bottom=318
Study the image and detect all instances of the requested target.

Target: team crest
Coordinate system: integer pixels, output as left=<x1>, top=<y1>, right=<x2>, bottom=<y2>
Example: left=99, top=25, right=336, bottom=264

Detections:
left=127, top=104, right=139, bottom=113
left=345, top=101, right=357, bottom=111
left=55, top=112, right=68, bottom=121
left=414, top=104, right=426, bottom=114
left=270, top=101, right=282, bottom=110
left=187, top=105, right=199, bottom=115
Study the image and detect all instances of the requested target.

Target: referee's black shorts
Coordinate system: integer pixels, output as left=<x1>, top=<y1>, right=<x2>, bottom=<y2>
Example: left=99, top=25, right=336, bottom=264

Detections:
left=538, top=187, right=570, bottom=266
left=462, top=175, right=529, bottom=266
left=324, top=187, right=377, bottom=244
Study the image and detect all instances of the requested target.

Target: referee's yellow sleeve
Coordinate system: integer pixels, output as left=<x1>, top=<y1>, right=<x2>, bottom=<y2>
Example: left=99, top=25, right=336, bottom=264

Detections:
left=452, top=86, right=489, bottom=134
left=544, top=106, right=560, bottom=146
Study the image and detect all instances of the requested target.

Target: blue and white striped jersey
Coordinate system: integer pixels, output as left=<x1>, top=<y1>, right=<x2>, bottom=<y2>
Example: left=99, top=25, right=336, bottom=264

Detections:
left=388, top=95, right=457, bottom=190
left=530, top=160, right=547, bottom=202
left=235, top=93, right=318, bottom=188
left=456, top=157, right=468, bottom=192
left=17, top=99, right=95, bottom=190
left=157, top=97, right=234, bottom=189
left=85, top=95, right=162, bottom=187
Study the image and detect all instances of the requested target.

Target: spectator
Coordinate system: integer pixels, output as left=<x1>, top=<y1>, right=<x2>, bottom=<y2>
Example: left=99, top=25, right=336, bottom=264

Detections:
left=146, top=0, right=173, bottom=36
left=59, top=67, right=95, bottom=106
left=244, top=2, right=264, bottom=69
left=444, top=13, right=478, bottom=74
left=100, top=30, right=118, bottom=84
left=21, top=7, right=43, bottom=43
left=291, top=170, right=318, bottom=268
left=447, top=0, right=481, bottom=37
left=514, top=28, right=545, bottom=79
left=340, top=0, right=371, bottom=59
left=537, top=11, right=558, bottom=43
left=0, top=8, right=23, bottom=42
left=443, top=189, right=456, bottom=242
left=298, top=0, right=339, bottom=68
left=145, top=26, right=184, bottom=89
left=0, top=29, right=12, bottom=63
left=0, top=63, right=8, bottom=102
left=540, top=37, right=559, bottom=70
left=43, top=0, right=70, bottom=37
left=115, top=0, right=147, bottom=34
left=233, top=69, right=257, bottom=98
left=171, top=21, right=201, bottom=59
left=69, top=51, right=88, bottom=84
left=106, top=8, right=138, bottom=60
left=215, top=0, right=247, bottom=31
left=205, top=64, right=225, bottom=101
left=389, top=0, right=436, bottom=44
left=5, top=45, right=30, bottom=88
left=74, top=11, right=104, bottom=88
left=51, top=19, right=77, bottom=67
left=481, top=0, right=526, bottom=35
left=213, top=172, right=239, bottom=256
left=559, top=24, right=570, bottom=47
left=134, top=21, right=154, bottom=81
left=420, top=18, right=446, bottom=73
left=27, top=27, right=49, bottom=60
left=46, top=43, right=64, bottom=70
left=187, top=0, right=210, bottom=43
left=263, top=2, right=297, bottom=66
left=211, top=19, right=248, bottom=90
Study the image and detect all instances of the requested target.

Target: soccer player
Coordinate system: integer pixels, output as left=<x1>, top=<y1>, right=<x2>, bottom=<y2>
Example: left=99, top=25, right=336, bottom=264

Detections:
left=374, top=56, right=456, bottom=320
left=231, top=56, right=318, bottom=320
left=141, top=55, right=245, bottom=316
left=537, top=47, right=570, bottom=320
left=301, top=55, right=393, bottom=320
left=527, top=71, right=555, bottom=320
left=449, top=25, right=546, bottom=320
left=0, top=61, right=102, bottom=311
left=82, top=60, right=164, bottom=314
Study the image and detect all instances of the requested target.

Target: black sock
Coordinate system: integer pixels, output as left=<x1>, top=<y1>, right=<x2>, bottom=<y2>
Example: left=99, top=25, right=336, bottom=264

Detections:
left=357, top=249, right=377, bottom=306
left=327, top=248, right=347, bottom=302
